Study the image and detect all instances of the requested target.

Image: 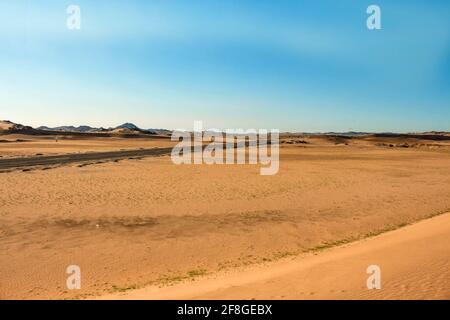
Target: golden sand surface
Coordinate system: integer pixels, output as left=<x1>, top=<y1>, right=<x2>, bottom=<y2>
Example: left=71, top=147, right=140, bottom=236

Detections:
left=0, top=136, right=449, bottom=299
left=100, top=212, right=450, bottom=300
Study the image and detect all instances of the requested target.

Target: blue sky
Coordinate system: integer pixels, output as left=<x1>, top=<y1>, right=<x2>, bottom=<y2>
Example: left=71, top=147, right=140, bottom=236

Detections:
left=1, top=0, right=449, bottom=132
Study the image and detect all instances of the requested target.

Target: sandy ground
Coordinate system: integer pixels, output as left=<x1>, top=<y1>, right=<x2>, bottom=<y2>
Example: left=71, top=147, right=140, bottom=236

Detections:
left=0, top=134, right=174, bottom=158
left=0, top=137, right=449, bottom=299
left=100, top=212, right=450, bottom=300
left=0, top=147, right=174, bottom=171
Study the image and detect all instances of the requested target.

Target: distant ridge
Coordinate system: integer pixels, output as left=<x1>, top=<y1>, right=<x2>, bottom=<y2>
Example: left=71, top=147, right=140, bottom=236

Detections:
left=37, top=125, right=97, bottom=132
left=1, top=119, right=448, bottom=137
left=0, top=120, right=33, bottom=132
left=114, top=123, right=140, bottom=131
left=35, top=122, right=161, bottom=135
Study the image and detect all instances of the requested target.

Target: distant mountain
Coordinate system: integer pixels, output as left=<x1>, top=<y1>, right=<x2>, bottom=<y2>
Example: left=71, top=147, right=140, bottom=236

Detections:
left=37, top=125, right=97, bottom=132
left=323, top=131, right=371, bottom=136
left=109, top=123, right=160, bottom=135
left=114, top=123, right=140, bottom=131
left=0, top=120, right=33, bottom=132
left=36, top=122, right=160, bottom=134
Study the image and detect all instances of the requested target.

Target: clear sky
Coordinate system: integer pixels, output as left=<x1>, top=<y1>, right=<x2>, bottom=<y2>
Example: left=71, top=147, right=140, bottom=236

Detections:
left=1, top=0, right=449, bottom=132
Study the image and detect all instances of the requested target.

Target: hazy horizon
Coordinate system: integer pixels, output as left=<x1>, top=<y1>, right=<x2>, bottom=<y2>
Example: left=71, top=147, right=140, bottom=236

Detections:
left=1, top=0, right=449, bottom=132
left=3, top=117, right=450, bottom=134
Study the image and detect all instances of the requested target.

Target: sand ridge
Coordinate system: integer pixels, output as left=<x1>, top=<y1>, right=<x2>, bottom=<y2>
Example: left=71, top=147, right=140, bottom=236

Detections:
left=99, top=212, right=450, bottom=300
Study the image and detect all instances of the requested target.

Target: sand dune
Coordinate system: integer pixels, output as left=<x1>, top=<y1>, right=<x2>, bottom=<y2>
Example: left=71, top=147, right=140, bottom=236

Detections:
left=100, top=212, right=450, bottom=300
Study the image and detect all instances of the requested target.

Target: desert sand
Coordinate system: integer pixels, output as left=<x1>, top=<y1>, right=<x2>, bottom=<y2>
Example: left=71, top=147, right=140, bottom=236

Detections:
left=0, top=134, right=174, bottom=158
left=100, top=212, right=450, bottom=300
left=0, top=133, right=450, bottom=299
